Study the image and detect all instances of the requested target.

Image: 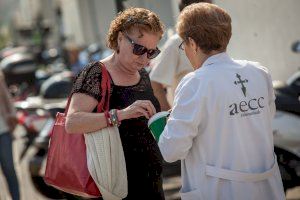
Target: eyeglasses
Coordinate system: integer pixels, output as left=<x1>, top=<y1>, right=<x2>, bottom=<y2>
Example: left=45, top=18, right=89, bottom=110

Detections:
left=179, top=40, right=185, bottom=50
left=123, top=33, right=161, bottom=59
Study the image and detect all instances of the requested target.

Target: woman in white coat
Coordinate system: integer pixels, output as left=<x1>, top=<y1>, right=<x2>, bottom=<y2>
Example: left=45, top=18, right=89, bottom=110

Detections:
left=158, top=3, right=285, bottom=200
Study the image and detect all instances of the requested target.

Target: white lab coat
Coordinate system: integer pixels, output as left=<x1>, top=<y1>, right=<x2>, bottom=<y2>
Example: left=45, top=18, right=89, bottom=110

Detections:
left=158, top=53, right=285, bottom=200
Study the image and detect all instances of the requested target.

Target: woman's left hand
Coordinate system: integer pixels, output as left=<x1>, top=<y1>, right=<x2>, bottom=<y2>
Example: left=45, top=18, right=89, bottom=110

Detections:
left=118, top=100, right=157, bottom=120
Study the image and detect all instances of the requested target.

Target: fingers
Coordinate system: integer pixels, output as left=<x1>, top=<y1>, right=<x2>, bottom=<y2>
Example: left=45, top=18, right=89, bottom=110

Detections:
left=135, top=107, right=150, bottom=119
left=140, top=103, right=155, bottom=117
left=135, top=100, right=156, bottom=117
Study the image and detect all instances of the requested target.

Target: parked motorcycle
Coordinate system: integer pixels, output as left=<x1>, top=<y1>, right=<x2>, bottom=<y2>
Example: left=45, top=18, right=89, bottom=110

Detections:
left=15, top=106, right=50, bottom=161
left=0, top=46, right=66, bottom=100
left=273, top=40, right=300, bottom=192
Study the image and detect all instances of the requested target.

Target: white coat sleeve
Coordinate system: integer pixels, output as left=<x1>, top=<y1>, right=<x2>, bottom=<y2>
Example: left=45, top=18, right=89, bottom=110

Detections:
left=267, top=73, right=276, bottom=118
left=158, top=75, right=205, bottom=162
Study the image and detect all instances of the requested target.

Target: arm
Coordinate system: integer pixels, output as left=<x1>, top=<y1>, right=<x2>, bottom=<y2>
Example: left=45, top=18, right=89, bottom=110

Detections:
left=151, top=81, right=171, bottom=111
left=150, top=37, right=179, bottom=108
left=267, top=73, right=276, bottom=118
left=0, top=75, right=17, bottom=131
left=0, top=76, right=16, bottom=114
left=65, top=93, right=108, bottom=133
left=65, top=63, right=157, bottom=134
left=255, top=64, right=276, bottom=118
left=158, top=76, right=205, bottom=162
left=65, top=93, right=157, bottom=134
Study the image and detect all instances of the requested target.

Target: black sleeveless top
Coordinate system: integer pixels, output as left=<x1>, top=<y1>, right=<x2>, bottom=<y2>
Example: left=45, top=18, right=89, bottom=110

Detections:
left=71, top=62, right=165, bottom=200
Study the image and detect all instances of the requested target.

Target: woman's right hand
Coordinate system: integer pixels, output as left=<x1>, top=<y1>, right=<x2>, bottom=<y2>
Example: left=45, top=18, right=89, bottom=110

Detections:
left=119, top=100, right=156, bottom=120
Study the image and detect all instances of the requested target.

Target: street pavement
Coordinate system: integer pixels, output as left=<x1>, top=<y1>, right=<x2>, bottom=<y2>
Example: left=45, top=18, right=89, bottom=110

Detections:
left=0, top=126, right=299, bottom=200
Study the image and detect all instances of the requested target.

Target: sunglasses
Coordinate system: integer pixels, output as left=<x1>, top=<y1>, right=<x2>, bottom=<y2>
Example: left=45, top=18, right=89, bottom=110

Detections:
left=123, top=33, right=161, bottom=59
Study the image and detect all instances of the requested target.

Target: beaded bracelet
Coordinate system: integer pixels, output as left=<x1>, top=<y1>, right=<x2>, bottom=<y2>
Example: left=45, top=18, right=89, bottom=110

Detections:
left=109, top=109, right=121, bottom=126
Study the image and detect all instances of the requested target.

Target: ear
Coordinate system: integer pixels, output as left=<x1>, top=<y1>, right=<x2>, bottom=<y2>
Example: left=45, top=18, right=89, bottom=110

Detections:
left=117, top=31, right=123, bottom=42
left=189, top=38, right=198, bottom=53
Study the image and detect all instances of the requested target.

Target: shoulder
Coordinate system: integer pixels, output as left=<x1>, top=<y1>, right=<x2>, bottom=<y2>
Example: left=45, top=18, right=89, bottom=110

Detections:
left=77, top=61, right=102, bottom=78
left=71, top=62, right=104, bottom=101
left=73, top=61, right=103, bottom=85
left=234, top=60, right=272, bottom=84
left=234, top=59, right=270, bottom=74
left=164, top=34, right=182, bottom=48
left=177, top=71, right=204, bottom=93
left=247, top=61, right=271, bottom=80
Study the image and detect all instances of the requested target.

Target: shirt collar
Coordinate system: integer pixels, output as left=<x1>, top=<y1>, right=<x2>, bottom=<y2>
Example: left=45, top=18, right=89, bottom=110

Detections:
left=200, top=52, right=232, bottom=68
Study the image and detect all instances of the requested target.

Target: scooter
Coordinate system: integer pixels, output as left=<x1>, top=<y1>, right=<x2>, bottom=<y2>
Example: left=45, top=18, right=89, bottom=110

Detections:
left=1, top=46, right=67, bottom=100
left=14, top=70, right=73, bottom=157
left=273, top=40, right=300, bottom=192
left=15, top=106, right=50, bottom=161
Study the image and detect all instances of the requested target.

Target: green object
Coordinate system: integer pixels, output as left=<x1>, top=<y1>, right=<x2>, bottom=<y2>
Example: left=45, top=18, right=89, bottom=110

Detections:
left=148, top=111, right=170, bottom=141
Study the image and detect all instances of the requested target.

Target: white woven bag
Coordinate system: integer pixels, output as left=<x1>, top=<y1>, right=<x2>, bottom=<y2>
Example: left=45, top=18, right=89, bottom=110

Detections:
left=84, top=126, right=128, bottom=200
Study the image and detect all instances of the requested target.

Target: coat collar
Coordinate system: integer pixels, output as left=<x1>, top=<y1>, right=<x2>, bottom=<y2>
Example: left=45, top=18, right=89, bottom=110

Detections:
left=200, top=52, right=232, bottom=69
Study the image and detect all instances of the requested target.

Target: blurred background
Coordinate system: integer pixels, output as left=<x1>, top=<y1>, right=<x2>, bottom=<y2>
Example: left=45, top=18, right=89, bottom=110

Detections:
left=1, top=0, right=300, bottom=79
left=0, top=0, right=300, bottom=199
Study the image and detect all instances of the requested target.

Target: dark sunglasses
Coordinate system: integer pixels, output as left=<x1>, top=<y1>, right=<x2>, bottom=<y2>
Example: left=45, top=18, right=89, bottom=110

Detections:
left=123, top=33, right=161, bottom=59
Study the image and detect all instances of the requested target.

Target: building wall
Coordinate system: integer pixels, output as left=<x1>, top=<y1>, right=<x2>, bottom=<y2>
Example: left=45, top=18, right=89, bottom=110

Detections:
left=59, top=0, right=300, bottom=81
left=93, top=0, right=117, bottom=46
left=61, top=0, right=85, bottom=46
left=214, top=0, right=300, bottom=80
left=61, top=0, right=116, bottom=47
left=124, top=0, right=176, bottom=44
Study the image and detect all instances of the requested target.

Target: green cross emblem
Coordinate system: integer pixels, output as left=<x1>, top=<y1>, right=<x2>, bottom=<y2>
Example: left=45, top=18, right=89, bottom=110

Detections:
left=234, top=73, right=248, bottom=97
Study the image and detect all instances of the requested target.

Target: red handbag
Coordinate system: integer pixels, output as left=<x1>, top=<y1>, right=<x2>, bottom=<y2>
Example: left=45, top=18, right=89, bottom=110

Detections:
left=44, top=63, right=111, bottom=198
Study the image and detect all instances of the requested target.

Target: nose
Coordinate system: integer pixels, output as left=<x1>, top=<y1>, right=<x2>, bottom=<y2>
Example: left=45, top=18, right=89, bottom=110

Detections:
left=140, top=52, right=149, bottom=63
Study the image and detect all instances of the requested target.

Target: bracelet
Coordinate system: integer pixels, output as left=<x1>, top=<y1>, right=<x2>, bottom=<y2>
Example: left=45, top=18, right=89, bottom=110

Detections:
left=109, top=109, right=121, bottom=126
left=104, top=111, right=113, bottom=127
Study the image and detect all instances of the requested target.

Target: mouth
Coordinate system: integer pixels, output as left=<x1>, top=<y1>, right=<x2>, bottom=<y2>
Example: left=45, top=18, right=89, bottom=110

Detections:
left=136, top=62, right=145, bottom=67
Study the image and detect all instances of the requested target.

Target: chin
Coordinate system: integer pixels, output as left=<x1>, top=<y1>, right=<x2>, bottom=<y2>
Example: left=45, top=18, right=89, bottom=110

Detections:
left=135, top=63, right=145, bottom=69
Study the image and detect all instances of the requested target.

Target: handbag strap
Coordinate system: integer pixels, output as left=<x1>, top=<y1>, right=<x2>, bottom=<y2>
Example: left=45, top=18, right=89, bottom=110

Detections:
left=64, top=62, right=111, bottom=114
left=96, top=62, right=111, bottom=112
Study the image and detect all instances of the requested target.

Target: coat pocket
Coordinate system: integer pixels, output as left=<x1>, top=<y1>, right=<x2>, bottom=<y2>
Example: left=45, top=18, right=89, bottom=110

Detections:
left=180, top=187, right=203, bottom=200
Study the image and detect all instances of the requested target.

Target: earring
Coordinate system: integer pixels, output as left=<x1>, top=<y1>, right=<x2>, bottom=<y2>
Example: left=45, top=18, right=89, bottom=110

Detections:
left=116, top=46, right=120, bottom=54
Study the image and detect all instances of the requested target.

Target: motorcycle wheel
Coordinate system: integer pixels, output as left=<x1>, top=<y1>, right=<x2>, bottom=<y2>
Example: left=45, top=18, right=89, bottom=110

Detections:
left=275, top=147, right=300, bottom=192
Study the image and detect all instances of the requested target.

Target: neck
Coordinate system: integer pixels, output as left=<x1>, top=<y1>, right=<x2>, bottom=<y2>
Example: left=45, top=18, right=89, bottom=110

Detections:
left=110, top=53, right=137, bottom=76
left=195, top=50, right=222, bottom=69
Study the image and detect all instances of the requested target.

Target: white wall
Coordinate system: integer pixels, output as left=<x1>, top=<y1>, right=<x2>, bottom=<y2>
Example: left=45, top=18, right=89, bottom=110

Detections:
left=93, top=0, right=117, bottom=46
left=59, top=0, right=300, bottom=81
left=61, top=0, right=116, bottom=47
left=214, top=0, right=300, bottom=81
left=61, top=0, right=85, bottom=46
left=124, top=0, right=176, bottom=44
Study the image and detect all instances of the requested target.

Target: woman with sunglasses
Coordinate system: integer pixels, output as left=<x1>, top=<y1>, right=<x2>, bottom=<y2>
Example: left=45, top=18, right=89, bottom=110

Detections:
left=158, top=3, right=285, bottom=200
left=65, top=7, right=165, bottom=200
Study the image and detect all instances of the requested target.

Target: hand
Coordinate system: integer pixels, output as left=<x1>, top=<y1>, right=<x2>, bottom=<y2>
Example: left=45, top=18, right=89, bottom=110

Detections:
left=119, top=100, right=156, bottom=120
left=6, top=114, right=17, bottom=132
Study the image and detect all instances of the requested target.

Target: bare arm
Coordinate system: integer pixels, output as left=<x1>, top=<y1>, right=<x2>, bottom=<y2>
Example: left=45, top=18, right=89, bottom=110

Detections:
left=0, top=75, right=17, bottom=131
left=65, top=93, right=108, bottom=133
left=0, top=76, right=16, bottom=114
left=151, top=81, right=171, bottom=111
left=65, top=93, right=157, bottom=134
